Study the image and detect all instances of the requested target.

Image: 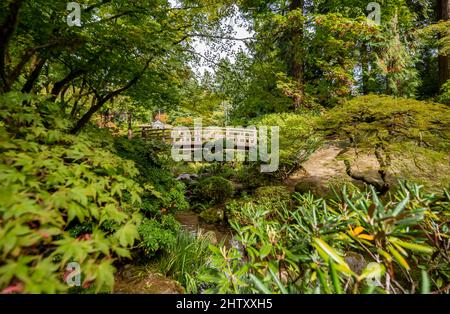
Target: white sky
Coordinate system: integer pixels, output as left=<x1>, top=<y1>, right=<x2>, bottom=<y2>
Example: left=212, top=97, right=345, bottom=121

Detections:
left=191, top=16, right=253, bottom=76
left=169, top=0, right=253, bottom=77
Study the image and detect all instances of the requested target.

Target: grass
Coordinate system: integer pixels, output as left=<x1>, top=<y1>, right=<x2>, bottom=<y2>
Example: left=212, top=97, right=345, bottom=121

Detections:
left=156, top=230, right=213, bottom=293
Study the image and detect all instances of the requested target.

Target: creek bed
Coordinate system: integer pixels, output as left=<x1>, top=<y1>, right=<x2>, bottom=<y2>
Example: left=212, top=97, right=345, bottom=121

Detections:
left=174, top=210, right=234, bottom=246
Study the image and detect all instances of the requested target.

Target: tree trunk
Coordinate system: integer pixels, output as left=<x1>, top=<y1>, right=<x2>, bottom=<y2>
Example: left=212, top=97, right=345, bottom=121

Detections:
left=21, top=57, right=46, bottom=93
left=438, top=0, right=450, bottom=88
left=103, top=108, right=110, bottom=126
left=70, top=58, right=151, bottom=134
left=361, top=43, right=370, bottom=94
left=288, top=0, right=305, bottom=109
left=0, top=0, right=24, bottom=93
left=127, top=110, right=133, bottom=139
left=50, top=69, right=85, bottom=101
left=71, top=98, right=106, bottom=134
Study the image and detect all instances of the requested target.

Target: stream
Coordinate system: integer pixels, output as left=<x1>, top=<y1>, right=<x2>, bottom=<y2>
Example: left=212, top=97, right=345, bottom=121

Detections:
left=174, top=210, right=234, bottom=246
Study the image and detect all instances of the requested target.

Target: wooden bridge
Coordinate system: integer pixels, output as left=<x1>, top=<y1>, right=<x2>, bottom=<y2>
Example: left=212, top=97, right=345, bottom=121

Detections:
left=138, top=125, right=258, bottom=150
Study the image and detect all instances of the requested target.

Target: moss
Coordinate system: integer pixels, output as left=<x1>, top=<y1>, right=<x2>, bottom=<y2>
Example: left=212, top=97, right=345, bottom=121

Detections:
left=191, top=176, right=234, bottom=205
left=199, top=207, right=225, bottom=224
left=320, top=95, right=450, bottom=192
left=255, top=185, right=291, bottom=200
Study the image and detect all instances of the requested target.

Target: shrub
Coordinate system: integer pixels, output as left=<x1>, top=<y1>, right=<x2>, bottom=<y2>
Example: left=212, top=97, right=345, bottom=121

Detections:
left=199, top=207, right=225, bottom=224
left=191, top=176, right=234, bottom=206
left=437, top=79, right=450, bottom=105
left=138, top=217, right=180, bottom=256
left=251, top=113, right=321, bottom=179
left=203, top=182, right=450, bottom=294
left=321, top=95, right=450, bottom=193
left=226, top=186, right=291, bottom=225
left=0, top=94, right=142, bottom=293
left=234, top=165, right=272, bottom=192
left=254, top=186, right=291, bottom=201
left=114, top=138, right=189, bottom=214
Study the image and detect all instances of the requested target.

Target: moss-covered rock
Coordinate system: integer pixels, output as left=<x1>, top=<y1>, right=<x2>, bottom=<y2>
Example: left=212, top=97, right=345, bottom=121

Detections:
left=199, top=207, right=225, bottom=224
left=191, top=176, right=234, bottom=205
left=255, top=186, right=291, bottom=201
left=294, top=181, right=322, bottom=195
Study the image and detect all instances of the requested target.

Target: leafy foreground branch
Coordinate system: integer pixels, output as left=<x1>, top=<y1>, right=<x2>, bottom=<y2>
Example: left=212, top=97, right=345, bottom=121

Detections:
left=0, top=93, right=144, bottom=293
left=201, top=183, right=450, bottom=294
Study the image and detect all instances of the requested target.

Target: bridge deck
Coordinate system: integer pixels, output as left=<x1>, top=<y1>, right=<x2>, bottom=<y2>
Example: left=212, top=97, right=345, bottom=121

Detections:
left=138, top=126, right=258, bottom=148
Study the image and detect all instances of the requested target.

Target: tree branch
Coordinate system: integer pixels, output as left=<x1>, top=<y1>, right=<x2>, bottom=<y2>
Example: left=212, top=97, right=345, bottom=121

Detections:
left=50, top=69, right=86, bottom=101
left=70, top=58, right=152, bottom=134
left=0, top=0, right=24, bottom=92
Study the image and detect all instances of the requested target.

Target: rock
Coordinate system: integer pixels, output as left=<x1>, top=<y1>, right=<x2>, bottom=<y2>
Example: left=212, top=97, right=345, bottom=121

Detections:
left=344, top=252, right=367, bottom=275
left=294, top=180, right=321, bottom=195
left=199, top=207, right=224, bottom=224
left=176, top=173, right=192, bottom=181
left=255, top=186, right=291, bottom=199
left=114, top=267, right=184, bottom=294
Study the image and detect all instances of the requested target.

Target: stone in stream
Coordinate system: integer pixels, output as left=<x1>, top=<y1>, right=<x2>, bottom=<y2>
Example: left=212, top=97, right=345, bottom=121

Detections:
left=114, top=265, right=184, bottom=294
left=174, top=210, right=232, bottom=245
left=199, top=207, right=224, bottom=224
left=176, top=173, right=191, bottom=181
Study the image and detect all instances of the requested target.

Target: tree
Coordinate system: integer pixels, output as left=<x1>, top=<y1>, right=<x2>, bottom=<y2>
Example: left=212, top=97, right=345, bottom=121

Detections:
left=438, top=0, right=450, bottom=87
left=0, top=0, right=234, bottom=133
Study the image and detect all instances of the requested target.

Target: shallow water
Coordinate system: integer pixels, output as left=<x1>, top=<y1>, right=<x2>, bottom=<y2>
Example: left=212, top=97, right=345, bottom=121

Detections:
left=174, top=210, right=234, bottom=246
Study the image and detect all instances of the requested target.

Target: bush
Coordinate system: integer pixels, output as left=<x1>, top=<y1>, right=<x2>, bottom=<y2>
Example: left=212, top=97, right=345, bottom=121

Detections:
left=138, top=217, right=180, bottom=256
left=191, top=176, right=234, bottom=206
left=199, top=206, right=225, bottom=224
left=226, top=187, right=291, bottom=226
left=0, top=94, right=142, bottom=293
left=437, top=79, right=450, bottom=105
left=234, top=165, right=272, bottom=192
left=251, top=113, right=321, bottom=179
left=203, top=182, right=450, bottom=294
left=114, top=138, right=189, bottom=214
left=321, top=95, right=450, bottom=193
left=254, top=186, right=291, bottom=201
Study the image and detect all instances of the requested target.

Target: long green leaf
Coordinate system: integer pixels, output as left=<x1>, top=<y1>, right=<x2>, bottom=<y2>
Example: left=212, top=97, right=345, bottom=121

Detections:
left=392, top=194, right=410, bottom=216
left=316, top=268, right=331, bottom=294
left=421, top=270, right=430, bottom=294
left=249, top=274, right=272, bottom=294
left=329, top=260, right=343, bottom=294
left=313, top=238, right=347, bottom=267
left=268, top=268, right=288, bottom=294
left=388, top=245, right=410, bottom=271
left=390, top=238, right=434, bottom=254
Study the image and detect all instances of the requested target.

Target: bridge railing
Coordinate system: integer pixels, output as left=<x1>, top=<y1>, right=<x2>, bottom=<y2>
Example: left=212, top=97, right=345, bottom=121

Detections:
left=139, top=126, right=258, bottom=149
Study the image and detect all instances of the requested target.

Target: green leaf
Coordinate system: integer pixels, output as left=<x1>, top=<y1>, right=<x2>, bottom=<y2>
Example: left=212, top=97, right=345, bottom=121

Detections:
left=113, top=247, right=131, bottom=259
left=316, top=268, right=331, bottom=294
left=391, top=194, right=410, bottom=216
left=259, top=243, right=272, bottom=259
left=388, top=245, right=410, bottom=271
left=249, top=274, right=272, bottom=294
left=329, top=260, right=342, bottom=294
left=358, top=262, right=385, bottom=282
left=390, top=238, right=434, bottom=254
left=95, top=260, right=116, bottom=293
left=268, top=268, right=288, bottom=294
left=115, top=222, right=139, bottom=247
left=313, top=238, right=350, bottom=271
left=421, top=270, right=430, bottom=294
